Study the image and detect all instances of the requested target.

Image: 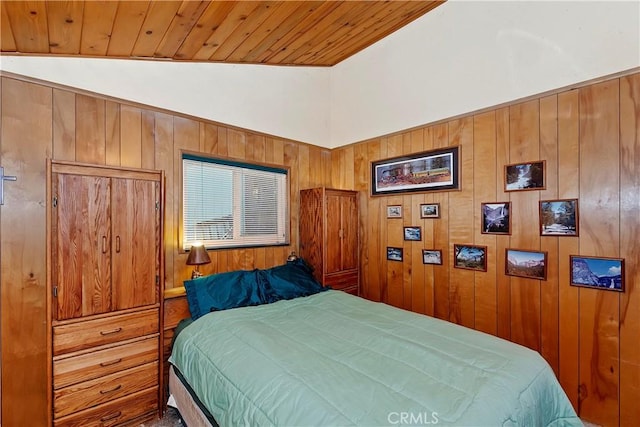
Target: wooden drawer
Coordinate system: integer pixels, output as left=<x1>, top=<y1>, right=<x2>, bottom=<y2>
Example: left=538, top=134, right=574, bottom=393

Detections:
left=334, top=284, right=359, bottom=295
left=53, top=308, right=159, bottom=355
left=54, top=361, right=158, bottom=418
left=54, top=387, right=158, bottom=427
left=325, top=270, right=359, bottom=292
left=54, top=335, right=159, bottom=389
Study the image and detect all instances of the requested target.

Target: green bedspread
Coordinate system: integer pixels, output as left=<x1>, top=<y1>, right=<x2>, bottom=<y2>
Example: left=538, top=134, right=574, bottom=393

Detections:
left=170, top=291, right=582, bottom=426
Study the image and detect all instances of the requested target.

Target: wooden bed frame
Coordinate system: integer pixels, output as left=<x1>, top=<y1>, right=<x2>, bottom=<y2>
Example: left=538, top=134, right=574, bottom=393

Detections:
left=162, top=287, right=190, bottom=411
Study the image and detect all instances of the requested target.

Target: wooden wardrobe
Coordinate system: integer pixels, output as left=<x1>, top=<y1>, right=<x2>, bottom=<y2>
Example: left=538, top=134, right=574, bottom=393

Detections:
left=299, top=188, right=359, bottom=295
left=47, top=160, right=164, bottom=426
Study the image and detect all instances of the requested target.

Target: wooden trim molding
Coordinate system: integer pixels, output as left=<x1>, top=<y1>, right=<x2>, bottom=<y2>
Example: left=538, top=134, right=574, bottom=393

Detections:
left=161, top=287, right=190, bottom=413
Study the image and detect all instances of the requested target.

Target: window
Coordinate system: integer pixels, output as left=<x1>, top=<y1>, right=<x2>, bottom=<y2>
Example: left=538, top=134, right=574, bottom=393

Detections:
left=182, top=153, right=289, bottom=250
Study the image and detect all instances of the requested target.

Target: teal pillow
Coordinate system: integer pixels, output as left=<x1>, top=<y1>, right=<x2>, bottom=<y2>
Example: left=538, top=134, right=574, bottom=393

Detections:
left=184, top=269, right=271, bottom=320
left=262, top=258, right=328, bottom=301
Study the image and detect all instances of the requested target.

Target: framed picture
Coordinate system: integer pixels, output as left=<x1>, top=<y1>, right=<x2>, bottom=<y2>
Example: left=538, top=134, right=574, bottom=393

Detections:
left=453, top=244, right=487, bottom=272
left=570, top=256, right=624, bottom=292
left=505, top=160, right=545, bottom=191
left=403, top=226, right=422, bottom=241
left=371, top=146, right=459, bottom=196
left=505, top=249, right=548, bottom=280
left=481, top=202, right=511, bottom=234
left=387, top=247, right=403, bottom=262
left=420, top=203, right=440, bottom=218
left=422, top=249, right=442, bottom=265
left=540, top=199, right=579, bottom=236
left=387, top=205, right=402, bottom=218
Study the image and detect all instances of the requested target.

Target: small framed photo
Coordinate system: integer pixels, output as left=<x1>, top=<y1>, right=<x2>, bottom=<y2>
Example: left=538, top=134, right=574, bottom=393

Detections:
left=505, top=160, right=545, bottom=191
left=387, top=205, right=403, bottom=218
left=403, top=226, right=422, bottom=241
left=506, top=249, right=548, bottom=280
left=453, top=244, right=487, bottom=272
left=481, top=202, right=511, bottom=234
left=570, top=256, right=624, bottom=292
left=420, top=203, right=440, bottom=218
left=422, top=249, right=442, bottom=265
left=540, top=199, right=579, bottom=236
left=387, top=247, right=403, bottom=262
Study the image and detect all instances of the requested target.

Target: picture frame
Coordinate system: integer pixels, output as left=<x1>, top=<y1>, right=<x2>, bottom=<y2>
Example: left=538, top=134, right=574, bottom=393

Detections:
left=570, top=255, right=624, bottom=292
left=505, top=160, right=545, bottom=191
left=420, top=203, right=440, bottom=219
left=422, top=249, right=442, bottom=265
left=505, top=249, right=548, bottom=280
left=387, top=247, right=403, bottom=262
left=453, top=244, right=487, bottom=272
left=540, top=199, right=579, bottom=236
left=371, top=146, right=459, bottom=196
left=403, top=226, right=422, bottom=241
left=386, top=205, right=403, bottom=218
left=481, top=202, right=511, bottom=235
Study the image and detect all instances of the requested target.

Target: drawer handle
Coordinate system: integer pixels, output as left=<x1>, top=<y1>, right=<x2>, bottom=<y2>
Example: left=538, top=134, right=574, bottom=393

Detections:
left=99, top=384, right=122, bottom=394
left=100, top=411, right=122, bottom=422
left=99, top=358, right=122, bottom=367
left=99, top=327, right=122, bottom=336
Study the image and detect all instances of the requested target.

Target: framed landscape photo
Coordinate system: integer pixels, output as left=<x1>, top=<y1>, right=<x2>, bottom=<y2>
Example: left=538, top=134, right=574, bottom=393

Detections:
left=403, top=226, right=422, bottom=241
left=481, top=202, right=511, bottom=235
left=420, top=203, right=440, bottom=218
left=540, top=199, right=579, bottom=236
left=505, top=160, right=545, bottom=191
left=372, top=146, right=459, bottom=196
left=387, top=247, right=403, bottom=262
left=453, top=244, right=487, bottom=272
left=505, top=249, right=548, bottom=280
left=387, top=205, right=402, bottom=218
left=570, top=255, right=624, bottom=292
left=422, top=249, right=443, bottom=265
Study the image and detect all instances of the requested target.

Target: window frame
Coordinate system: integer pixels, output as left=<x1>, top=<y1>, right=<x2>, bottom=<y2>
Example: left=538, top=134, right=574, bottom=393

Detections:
left=179, top=151, right=291, bottom=252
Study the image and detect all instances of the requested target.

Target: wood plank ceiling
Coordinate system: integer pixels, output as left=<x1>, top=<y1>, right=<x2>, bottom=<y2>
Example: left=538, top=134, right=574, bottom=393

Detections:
left=1, top=1, right=444, bottom=66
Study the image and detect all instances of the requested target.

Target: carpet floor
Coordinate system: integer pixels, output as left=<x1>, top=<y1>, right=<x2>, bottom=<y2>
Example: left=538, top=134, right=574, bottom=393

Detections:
left=141, top=407, right=183, bottom=427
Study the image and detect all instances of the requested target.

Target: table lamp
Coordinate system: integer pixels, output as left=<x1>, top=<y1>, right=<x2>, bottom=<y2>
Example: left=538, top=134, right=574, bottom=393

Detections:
left=186, top=242, right=211, bottom=279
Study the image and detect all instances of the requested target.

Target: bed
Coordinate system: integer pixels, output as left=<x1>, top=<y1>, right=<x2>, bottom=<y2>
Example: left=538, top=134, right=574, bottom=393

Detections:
left=167, top=261, right=582, bottom=426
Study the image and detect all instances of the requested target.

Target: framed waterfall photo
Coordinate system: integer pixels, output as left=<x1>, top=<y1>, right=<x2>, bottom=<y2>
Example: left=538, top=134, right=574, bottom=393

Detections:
left=481, top=202, right=511, bottom=235
left=505, top=161, right=545, bottom=191
left=570, top=256, right=624, bottom=292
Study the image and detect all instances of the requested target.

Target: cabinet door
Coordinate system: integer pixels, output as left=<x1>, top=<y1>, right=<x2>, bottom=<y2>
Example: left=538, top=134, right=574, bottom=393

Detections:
left=111, top=178, right=159, bottom=310
left=340, top=193, right=358, bottom=271
left=325, top=192, right=358, bottom=274
left=53, top=174, right=111, bottom=320
left=325, top=193, right=343, bottom=274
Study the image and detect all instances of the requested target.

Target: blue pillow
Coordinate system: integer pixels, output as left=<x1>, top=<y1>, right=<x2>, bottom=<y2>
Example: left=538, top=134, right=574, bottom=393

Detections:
left=184, top=269, right=271, bottom=320
left=261, top=258, right=328, bottom=301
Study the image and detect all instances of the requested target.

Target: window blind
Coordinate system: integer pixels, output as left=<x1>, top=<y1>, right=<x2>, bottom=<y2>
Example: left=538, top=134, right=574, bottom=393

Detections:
left=182, top=155, right=289, bottom=250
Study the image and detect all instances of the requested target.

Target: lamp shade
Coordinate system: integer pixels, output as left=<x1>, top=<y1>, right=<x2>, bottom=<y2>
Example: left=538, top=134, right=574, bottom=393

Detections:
left=186, top=243, right=211, bottom=266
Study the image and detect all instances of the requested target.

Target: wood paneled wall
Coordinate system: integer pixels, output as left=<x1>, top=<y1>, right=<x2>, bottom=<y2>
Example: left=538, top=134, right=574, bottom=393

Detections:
left=1, top=70, right=638, bottom=427
left=330, top=72, right=640, bottom=427
left=0, top=74, right=331, bottom=425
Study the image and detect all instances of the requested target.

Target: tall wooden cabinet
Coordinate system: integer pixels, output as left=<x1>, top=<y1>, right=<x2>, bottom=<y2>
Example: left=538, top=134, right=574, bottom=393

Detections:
left=48, top=161, right=163, bottom=426
left=299, top=188, right=359, bottom=295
